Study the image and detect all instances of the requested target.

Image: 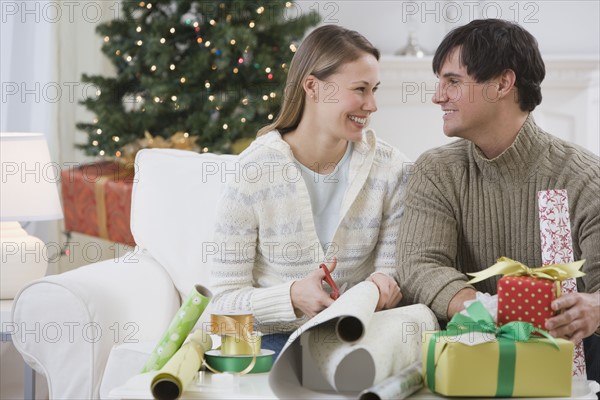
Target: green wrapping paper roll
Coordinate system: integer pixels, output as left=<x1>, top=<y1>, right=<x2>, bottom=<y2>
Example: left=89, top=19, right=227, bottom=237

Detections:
left=141, top=285, right=211, bottom=373
left=151, top=330, right=213, bottom=400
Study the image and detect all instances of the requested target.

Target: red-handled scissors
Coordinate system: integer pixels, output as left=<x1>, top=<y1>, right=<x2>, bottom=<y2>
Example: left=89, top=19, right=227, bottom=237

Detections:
left=320, top=263, right=347, bottom=300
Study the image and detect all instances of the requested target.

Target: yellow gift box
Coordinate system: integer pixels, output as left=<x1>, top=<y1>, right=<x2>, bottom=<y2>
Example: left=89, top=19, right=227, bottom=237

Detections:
left=422, top=301, right=574, bottom=397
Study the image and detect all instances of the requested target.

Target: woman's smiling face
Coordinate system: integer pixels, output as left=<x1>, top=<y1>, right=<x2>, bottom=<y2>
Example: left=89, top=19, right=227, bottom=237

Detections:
left=309, top=53, right=380, bottom=143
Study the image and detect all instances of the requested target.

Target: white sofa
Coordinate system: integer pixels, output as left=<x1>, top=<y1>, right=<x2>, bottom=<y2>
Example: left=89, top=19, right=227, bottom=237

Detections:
left=11, top=149, right=237, bottom=399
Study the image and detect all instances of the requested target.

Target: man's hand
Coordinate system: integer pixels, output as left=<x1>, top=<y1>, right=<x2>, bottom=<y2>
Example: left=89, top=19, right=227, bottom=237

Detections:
left=366, top=273, right=402, bottom=311
left=447, top=288, right=477, bottom=319
left=290, top=258, right=337, bottom=318
left=545, top=291, right=600, bottom=344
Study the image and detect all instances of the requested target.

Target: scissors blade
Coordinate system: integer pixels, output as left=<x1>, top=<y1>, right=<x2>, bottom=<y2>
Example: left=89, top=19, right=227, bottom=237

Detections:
left=338, top=282, right=348, bottom=296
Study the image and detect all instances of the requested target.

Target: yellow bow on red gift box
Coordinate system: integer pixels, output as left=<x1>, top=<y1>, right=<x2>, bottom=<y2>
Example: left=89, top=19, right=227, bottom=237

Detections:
left=466, top=257, right=586, bottom=284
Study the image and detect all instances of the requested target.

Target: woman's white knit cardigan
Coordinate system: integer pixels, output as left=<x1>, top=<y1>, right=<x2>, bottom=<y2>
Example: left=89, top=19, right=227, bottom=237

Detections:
left=210, top=129, right=410, bottom=333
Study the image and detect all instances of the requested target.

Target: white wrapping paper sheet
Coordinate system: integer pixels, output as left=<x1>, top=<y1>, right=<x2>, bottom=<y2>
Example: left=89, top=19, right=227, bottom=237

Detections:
left=268, top=282, right=438, bottom=398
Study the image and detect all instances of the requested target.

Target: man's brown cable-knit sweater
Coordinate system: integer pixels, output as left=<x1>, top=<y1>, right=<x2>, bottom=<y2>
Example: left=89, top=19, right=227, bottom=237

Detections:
left=397, top=115, right=600, bottom=320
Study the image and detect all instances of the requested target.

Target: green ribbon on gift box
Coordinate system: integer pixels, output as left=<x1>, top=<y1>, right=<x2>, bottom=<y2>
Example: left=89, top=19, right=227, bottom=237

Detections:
left=426, top=301, right=558, bottom=397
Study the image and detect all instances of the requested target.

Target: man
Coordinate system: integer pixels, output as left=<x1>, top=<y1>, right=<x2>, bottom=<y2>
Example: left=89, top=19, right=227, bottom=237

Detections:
left=397, top=19, right=599, bottom=382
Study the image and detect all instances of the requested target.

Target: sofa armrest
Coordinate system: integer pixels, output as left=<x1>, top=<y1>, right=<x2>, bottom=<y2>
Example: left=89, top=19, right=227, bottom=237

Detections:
left=11, top=249, right=180, bottom=400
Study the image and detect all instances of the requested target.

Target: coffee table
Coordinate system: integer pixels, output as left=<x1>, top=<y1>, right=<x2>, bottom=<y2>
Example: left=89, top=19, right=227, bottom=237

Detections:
left=109, top=369, right=599, bottom=399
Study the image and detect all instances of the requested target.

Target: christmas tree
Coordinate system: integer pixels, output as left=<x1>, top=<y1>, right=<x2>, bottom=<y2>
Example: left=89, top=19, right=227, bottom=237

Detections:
left=77, top=1, right=320, bottom=158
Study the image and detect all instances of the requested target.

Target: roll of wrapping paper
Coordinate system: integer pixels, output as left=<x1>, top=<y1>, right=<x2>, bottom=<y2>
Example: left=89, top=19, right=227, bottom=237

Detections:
left=150, top=330, right=213, bottom=400
left=359, top=362, right=423, bottom=400
left=141, top=285, right=211, bottom=373
left=538, top=189, right=587, bottom=378
left=206, top=313, right=262, bottom=374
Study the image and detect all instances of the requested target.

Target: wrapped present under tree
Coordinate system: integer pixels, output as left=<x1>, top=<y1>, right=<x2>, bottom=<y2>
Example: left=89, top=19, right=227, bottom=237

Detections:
left=61, top=161, right=135, bottom=246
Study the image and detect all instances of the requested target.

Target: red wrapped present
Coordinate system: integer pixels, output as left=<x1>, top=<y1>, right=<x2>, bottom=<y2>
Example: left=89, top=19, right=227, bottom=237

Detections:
left=467, top=257, right=585, bottom=329
left=497, top=275, right=559, bottom=329
left=61, top=161, right=135, bottom=246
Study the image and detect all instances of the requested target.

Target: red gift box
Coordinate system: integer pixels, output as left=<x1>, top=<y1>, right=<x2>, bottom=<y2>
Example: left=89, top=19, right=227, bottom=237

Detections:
left=61, top=161, right=135, bottom=246
left=497, top=275, right=560, bottom=329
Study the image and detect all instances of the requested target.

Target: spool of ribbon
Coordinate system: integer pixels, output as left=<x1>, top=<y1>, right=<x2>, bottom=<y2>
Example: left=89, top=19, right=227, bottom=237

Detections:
left=425, top=301, right=559, bottom=397
left=206, top=313, right=263, bottom=375
left=209, top=313, right=254, bottom=339
left=220, top=332, right=262, bottom=356
left=150, top=330, right=213, bottom=400
left=466, top=257, right=585, bottom=284
left=141, top=285, right=212, bottom=373
left=204, top=349, right=274, bottom=374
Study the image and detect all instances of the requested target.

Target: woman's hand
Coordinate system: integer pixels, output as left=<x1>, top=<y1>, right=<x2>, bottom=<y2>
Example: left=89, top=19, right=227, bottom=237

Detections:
left=367, top=272, right=402, bottom=311
left=290, top=258, right=337, bottom=318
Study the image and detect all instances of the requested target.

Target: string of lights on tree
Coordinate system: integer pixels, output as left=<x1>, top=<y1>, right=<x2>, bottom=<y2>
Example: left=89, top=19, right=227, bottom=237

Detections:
left=77, top=1, right=320, bottom=157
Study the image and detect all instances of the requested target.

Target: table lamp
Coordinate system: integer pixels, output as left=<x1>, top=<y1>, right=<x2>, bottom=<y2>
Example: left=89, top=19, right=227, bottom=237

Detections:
left=1, top=132, right=63, bottom=299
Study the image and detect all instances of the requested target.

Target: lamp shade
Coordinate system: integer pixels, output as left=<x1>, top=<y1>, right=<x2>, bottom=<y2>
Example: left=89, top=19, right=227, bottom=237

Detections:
left=0, top=132, right=63, bottom=221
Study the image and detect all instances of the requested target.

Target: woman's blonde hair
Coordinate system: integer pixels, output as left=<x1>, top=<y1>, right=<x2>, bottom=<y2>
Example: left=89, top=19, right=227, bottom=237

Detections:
left=257, top=25, right=380, bottom=136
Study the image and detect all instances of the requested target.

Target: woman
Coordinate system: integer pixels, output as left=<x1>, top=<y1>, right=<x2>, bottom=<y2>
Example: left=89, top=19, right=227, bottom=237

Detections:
left=210, top=25, right=409, bottom=356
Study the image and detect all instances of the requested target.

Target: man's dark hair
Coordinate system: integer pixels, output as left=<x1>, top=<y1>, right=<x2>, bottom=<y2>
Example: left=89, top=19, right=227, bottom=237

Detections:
left=432, top=19, right=545, bottom=112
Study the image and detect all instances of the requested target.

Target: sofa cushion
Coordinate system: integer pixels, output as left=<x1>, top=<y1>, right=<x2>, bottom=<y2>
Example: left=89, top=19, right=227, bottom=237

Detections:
left=131, top=149, right=237, bottom=299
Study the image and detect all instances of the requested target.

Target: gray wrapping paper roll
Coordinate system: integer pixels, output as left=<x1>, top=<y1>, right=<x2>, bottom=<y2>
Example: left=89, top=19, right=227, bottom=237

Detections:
left=358, top=362, right=423, bottom=400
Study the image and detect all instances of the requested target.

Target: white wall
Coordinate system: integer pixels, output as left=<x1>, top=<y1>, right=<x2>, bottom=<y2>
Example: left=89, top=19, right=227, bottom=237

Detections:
left=297, top=1, right=600, bottom=56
